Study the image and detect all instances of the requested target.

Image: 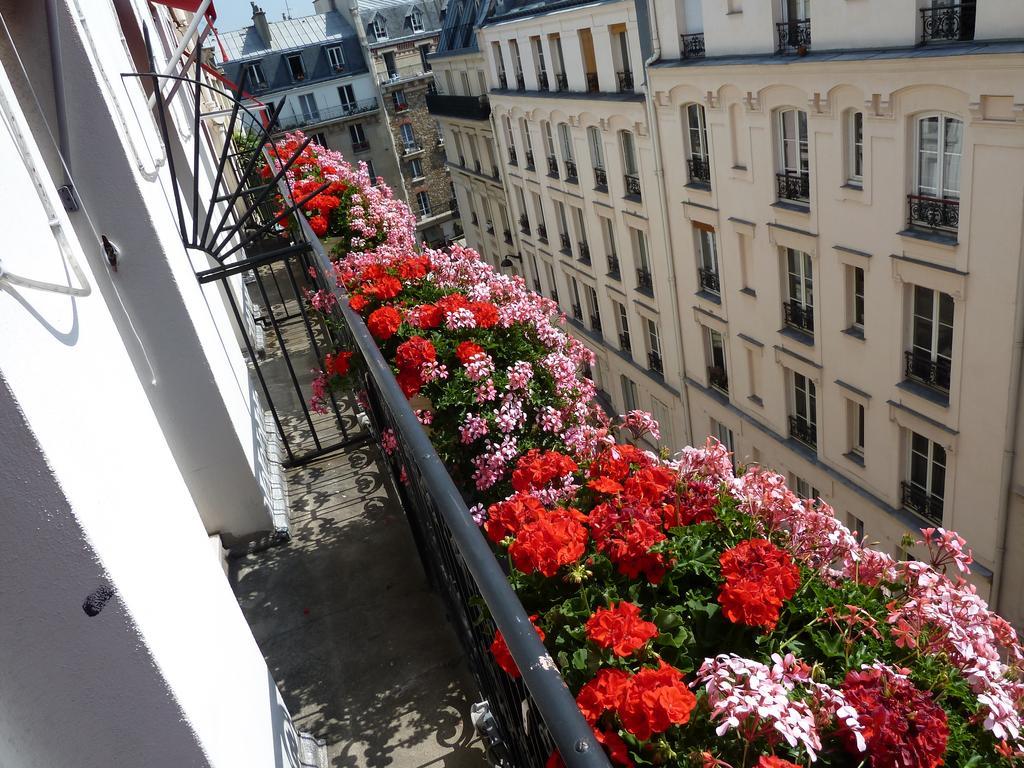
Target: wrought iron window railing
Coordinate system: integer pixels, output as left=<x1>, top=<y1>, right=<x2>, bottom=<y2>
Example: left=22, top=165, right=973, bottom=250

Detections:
left=624, top=174, right=642, bottom=198
left=565, top=160, right=578, bottom=182
left=586, top=73, right=599, bottom=93
left=525, top=150, right=535, bottom=169
left=636, top=268, right=653, bottom=293
left=537, top=224, right=548, bottom=241
left=498, top=72, right=508, bottom=90
left=578, top=242, right=591, bottom=264
left=648, top=351, right=664, bottom=375
left=538, top=71, right=549, bottom=91
left=516, top=71, right=526, bottom=91
left=571, top=302, right=583, bottom=321
left=617, top=71, right=634, bottom=93
left=276, top=98, right=380, bottom=130
left=789, top=415, right=817, bottom=450
left=920, top=2, right=976, bottom=43
left=783, top=301, right=814, bottom=335
left=776, top=172, right=810, bottom=203
left=519, top=213, right=531, bottom=235
left=508, top=148, right=518, bottom=166
left=904, top=350, right=952, bottom=392
left=776, top=18, right=811, bottom=54
left=907, top=194, right=959, bottom=232
left=504, top=229, right=513, bottom=244
left=533, top=277, right=542, bottom=293
left=590, top=314, right=602, bottom=333
left=555, top=72, right=569, bottom=92
left=698, top=267, right=720, bottom=295
left=687, top=156, right=711, bottom=186
left=547, top=155, right=559, bottom=177
left=607, top=254, right=620, bottom=279
left=708, top=365, right=729, bottom=394
left=902, top=481, right=944, bottom=524
left=681, top=32, right=706, bottom=59
left=593, top=166, right=608, bottom=189
left=559, top=232, right=572, bottom=253
left=619, top=332, right=632, bottom=353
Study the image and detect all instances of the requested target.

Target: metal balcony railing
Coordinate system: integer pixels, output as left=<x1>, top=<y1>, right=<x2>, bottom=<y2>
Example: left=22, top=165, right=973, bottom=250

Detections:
left=590, top=314, right=602, bottom=333
left=687, top=156, right=711, bottom=186
left=902, top=482, right=944, bottom=524
left=624, top=174, right=641, bottom=197
left=921, top=2, right=976, bottom=43
left=586, top=73, right=599, bottom=93
left=504, top=229, right=513, bottom=244
left=525, top=149, right=535, bottom=169
left=555, top=72, right=569, bottom=91
left=498, top=72, right=508, bottom=89
left=783, top=301, right=814, bottom=335
left=578, top=242, right=591, bottom=264
left=617, top=71, right=634, bottom=92
left=509, top=147, right=518, bottom=166
left=593, top=166, right=608, bottom=188
left=681, top=32, right=706, bottom=59
left=537, top=223, right=548, bottom=241
left=708, top=365, right=729, bottom=394
left=776, top=172, right=810, bottom=203
left=565, top=160, right=578, bottom=181
left=907, top=194, right=959, bottom=232
left=619, top=332, right=631, bottom=353
left=648, top=350, right=664, bottom=375
left=276, top=98, right=379, bottom=130
left=403, top=142, right=423, bottom=155
left=425, top=92, right=491, bottom=121
left=571, top=302, right=583, bottom=321
left=547, top=155, right=559, bottom=177
left=636, top=268, right=653, bottom=293
left=559, top=232, right=572, bottom=253
left=515, top=71, right=526, bottom=91
left=777, top=18, right=811, bottom=54
left=698, top=267, right=720, bottom=295
left=273, top=181, right=611, bottom=768
left=789, top=415, right=817, bottom=450
left=533, top=277, right=542, bottom=293
left=904, top=350, right=952, bottom=392
left=538, top=71, right=549, bottom=91
left=519, top=213, right=531, bottom=235
left=607, top=254, right=620, bottom=279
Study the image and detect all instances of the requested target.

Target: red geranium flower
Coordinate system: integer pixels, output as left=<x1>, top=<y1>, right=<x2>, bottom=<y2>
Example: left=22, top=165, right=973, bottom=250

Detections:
left=585, top=601, right=659, bottom=658
left=838, top=667, right=949, bottom=768
left=756, top=758, right=801, bottom=768
left=663, top=477, right=720, bottom=528
left=397, top=255, right=431, bottom=279
left=455, top=340, right=485, bottom=364
left=511, top=449, right=579, bottom=493
left=509, top=510, right=587, bottom=577
left=436, top=293, right=469, bottom=315
left=483, top=493, right=546, bottom=543
left=622, top=466, right=677, bottom=505
left=363, top=275, right=403, bottom=301
left=367, top=306, right=402, bottom=340
left=324, top=350, right=352, bottom=378
left=395, top=367, right=422, bottom=397
left=617, top=661, right=697, bottom=741
left=576, top=667, right=631, bottom=725
left=309, top=214, right=328, bottom=237
left=348, top=294, right=369, bottom=313
left=413, top=303, right=443, bottom=329
left=490, top=615, right=545, bottom=678
left=394, top=336, right=436, bottom=371
left=588, top=502, right=667, bottom=584
left=717, top=538, right=800, bottom=631
left=469, top=301, right=499, bottom=328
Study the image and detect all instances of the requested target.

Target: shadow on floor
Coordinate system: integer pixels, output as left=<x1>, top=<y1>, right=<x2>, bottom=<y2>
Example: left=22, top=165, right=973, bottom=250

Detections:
left=231, top=443, right=489, bottom=768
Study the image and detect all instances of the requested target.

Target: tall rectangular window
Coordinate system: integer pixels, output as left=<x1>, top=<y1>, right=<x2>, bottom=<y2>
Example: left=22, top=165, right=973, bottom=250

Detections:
left=685, top=103, right=710, bottom=186
left=338, top=84, right=355, bottom=107
left=401, top=123, right=417, bottom=149
left=298, top=93, right=319, bottom=120
left=847, top=110, right=864, bottom=184
left=287, top=54, right=306, bottom=80
left=350, top=123, right=367, bottom=147
left=847, top=265, right=865, bottom=333
left=908, top=286, right=954, bottom=391
left=790, top=372, right=817, bottom=450
left=711, top=418, right=735, bottom=469
left=621, top=375, right=639, bottom=412
left=784, top=248, right=814, bottom=336
left=777, top=108, right=809, bottom=202
left=327, top=45, right=345, bottom=70
left=416, top=191, right=431, bottom=217
left=646, top=318, right=663, bottom=374
left=905, top=431, right=946, bottom=523
left=586, top=285, right=602, bottom=333
left=620, top=131, right=637, bottom=174
left=603, top=218, right=619, bottom=277
left=791, top=474, right=819, bottom=500
left=696, top=226, right=719, bottom=296
left=706, top=328, right=728, bottom=394
left=559, top=123, right=574, bottom=162
left=588, top=126, right=604, bottom=169
left=247, top=61, right=267, bottom=88
left=634, top=228, right=652, bottom=293
left=615, top=301, right=631, bottom=352
left=847, top=399, right=865, bottom=460
left=569, top=276, right=583, bottom=320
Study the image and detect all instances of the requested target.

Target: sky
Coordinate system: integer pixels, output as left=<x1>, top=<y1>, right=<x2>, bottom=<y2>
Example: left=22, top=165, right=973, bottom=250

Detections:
left=215, top=0, right=317, bottom=33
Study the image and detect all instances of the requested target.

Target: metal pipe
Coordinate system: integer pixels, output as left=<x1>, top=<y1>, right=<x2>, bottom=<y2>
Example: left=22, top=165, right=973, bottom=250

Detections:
left=44, top=0, right=71, bottom=182
left=147, top=0, right=213, bottom=109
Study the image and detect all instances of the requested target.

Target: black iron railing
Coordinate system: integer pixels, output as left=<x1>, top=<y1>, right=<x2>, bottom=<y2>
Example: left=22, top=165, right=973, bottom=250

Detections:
left=426, top=92, right=491, bottom=121
left=698, top=267, right=720, bottom=294
left=902, top=482, right=944, bottom=524
left=921, top=2, right=975, bottom=43
left=525, top=149, right=535, bottom=169
left=578, top=242, right=591, bottom=264
left=565, top=160, right=578, bottom=181
left=907, top=194, right=959, bottom=232
left=624, top=174, right=641, bottom=197
left=276, top=98, right=379, bottom=130
left=556, top=72, right=568, bottom=91
left=594, top=166, right=608, bottom=188
left=475, top=159, right=482, bottom=173
left=519, top=213, right=531, bottom=235
left=783, top=301, right=814, bottom=335
left=776, top=172, right=810, bottom=203
left=571, top=302, right=583, bottom=321
left=533, top=277, right=542, bottom=293
left=586, top=73, right=599, bottom=93
left=551, top=289, right=560, bottom=304
left=708, top=365, right=729, bottom=394
left=590, top=314, right=602, bottom=333
left=559, top=232, right=572, bottom=252
left=537, top=224, right=548, bottom=241
left=486, top=222, right=495, bottom=235
left=492, top=167, right=501, bottom=181
left=681, top=32, right=706, bottom=59
left=449, top=197, right=459, bottom=216
left=509, top=147, right=518, bottom=166
left=904, top=350, right=952, bottom=391
left=688, top=156, right=711, bottom=186
left=648, top=350, right=664, bottom=374
left=777, top=18, right=811, bottom=54
left=617, top=71, right=634, bottom=92
left=516, top=71, right=526, bottom=91
left=547, top=155, right=559, bottom=177
left=498, top=72, right=508, bottom=89
left=538, top=71, right=549, bottom=91
left=789, top=415, right=817, bottom=449
left=403, top=142, right=423, bottom=155
left=504, top=229, right=513, bottom=244
left=352, top=140, right=371, bottom=153
left=637, top=268, right=653, bottom=293
left=607, top=254, right=620, bottom=279
left=619, top=332, right=632, bottom=352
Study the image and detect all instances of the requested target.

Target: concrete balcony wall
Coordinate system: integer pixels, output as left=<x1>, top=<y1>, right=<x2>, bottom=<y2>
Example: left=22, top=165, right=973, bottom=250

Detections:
left=812, top=0, right=919, bottom=51
left=976, top=0, right=1024, bottom=41
left=701, top=0, right=777, bottom=56
left=0, top=45, right=296, bottom=766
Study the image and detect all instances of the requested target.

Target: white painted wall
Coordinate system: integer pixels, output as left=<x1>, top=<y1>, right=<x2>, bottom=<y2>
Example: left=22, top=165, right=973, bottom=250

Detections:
left=0, top=43, right=297, bottom=766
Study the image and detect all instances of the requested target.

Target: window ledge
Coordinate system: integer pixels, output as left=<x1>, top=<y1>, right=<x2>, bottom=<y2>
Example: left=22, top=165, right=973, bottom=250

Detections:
left=739, top=287, right=757, bottom=298
left=895, top=378, right=950, bottom=408
left=778, top=326, right=815, bottom=347
left=844, top=451, right=865, bottom=467
left=594, top=184, right=609, bottom=194
left=684, top=181, right=712, bottom=193
left=748, top=394, right=764, bottom=407
left=565, top=177, right=579, bottom=185
left=785, top=437, right=819, bottom=462
left=771, top=200, right=810, bottom=214
left=842, top=181, right=863, bottom=191
left=623, top=194, right=643, bottom=205
left=897, top=227, right=958, bottom=249
left=636, top=286, right=655, bottom=298
left=842, top=326, right=865, bottom=341
left=696, top=289, right=722, bottom=305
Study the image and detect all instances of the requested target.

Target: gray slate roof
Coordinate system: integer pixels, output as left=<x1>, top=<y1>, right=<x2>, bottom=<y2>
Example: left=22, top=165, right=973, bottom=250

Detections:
left=218, top=11, right=359, bottom=61
left=355, top=0, right=445, bottom=45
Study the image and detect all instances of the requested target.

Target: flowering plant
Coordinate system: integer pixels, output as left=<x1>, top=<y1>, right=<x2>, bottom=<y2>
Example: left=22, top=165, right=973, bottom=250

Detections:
left=278, top=130, right=1024, bottom=768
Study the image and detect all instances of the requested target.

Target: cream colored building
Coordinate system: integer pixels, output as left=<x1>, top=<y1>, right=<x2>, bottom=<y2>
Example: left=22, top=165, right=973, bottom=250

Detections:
left=646, top=0, right=1024, bottom=623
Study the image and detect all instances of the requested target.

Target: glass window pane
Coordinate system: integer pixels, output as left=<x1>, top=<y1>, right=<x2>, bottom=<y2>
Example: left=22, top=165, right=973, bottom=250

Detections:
left=910, top=451, right=928, bottom=487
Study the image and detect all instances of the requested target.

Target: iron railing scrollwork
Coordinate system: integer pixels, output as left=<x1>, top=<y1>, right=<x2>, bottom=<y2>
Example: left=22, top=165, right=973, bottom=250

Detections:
left=538, top=71, right=549, bottom=91
left=681, top=32, right=706, bottom=59
left=776, top=172, right=810, bottom=203
left=607, top=254, right=620, bottom=279
left=556, top=72, right=569, bottom=91
left=498, top=72, right=508, bottom=90
left=776, top=18, right=811, bottom=54
left=636, top=268, right=653, bottom=293
left=698, top=268, right=720, bottom=295
left=907, top=194, right=959, bottom=232
left=708, top=366, right=729, bottom=394
left=594, top=167, right=608, bottom=188
left=519, top=213, right=531, bottom=235
left=565, top=160, right=578, bottom=181
left=687, top=156, right=711, bottom=186
left=902, top=482, right=944, bottom=524
left=789, top=415, right=817, bottom=450
left=648, top=351, right=664, bottom=375
left=920, top=2, right=975, bottom=43
left=509, top=147, right=518, bottom=166
left=525, top=149, right=535, bottom=169
left=617, top=71, right=634, bottom=92
left=619, top=332, right=632, bottom=353
left=559, top=232, right=572, bottom=253
left=537, top=224, right=548, bottom=241
left=586, top=73, right=600, bottom=93
left=624, top=174, right=642, bottom=197
left=783, top=301, right=814, bottom=335
left=571, top=303, right=583, bottom=321
left=516, top=71, right=526, bottom=91
left=590, top=314, right=602, bottom=333
left=904, top=350, right=952, bottom=392
left=578, top=242, right=591, bottom=264
left=547, top=155, right=560, bottom=177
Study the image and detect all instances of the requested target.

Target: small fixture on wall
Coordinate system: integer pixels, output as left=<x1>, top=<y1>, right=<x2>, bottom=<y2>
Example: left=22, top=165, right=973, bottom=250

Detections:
left=101, top=235, right=119, bottom=272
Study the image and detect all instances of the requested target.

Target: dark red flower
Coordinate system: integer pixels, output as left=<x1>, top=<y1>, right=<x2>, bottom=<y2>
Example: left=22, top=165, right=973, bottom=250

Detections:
left=324, top=350, right=352, bottom=378
left=717, top=539, right=800, bottom=631
left=490, top=615, right=545, bottom=678
left=663, top=477, right=720, bottom=528
left=394, top=336, right=436, bottom=371
left=585, top=601, right=659, bottom=658
left=455, top=340, right=485, bottom=364
left=469, top=301, right=499, bottom=328
left=367, top=306, right=401, bottom=340
left=309, top=215, right=328, bottom=237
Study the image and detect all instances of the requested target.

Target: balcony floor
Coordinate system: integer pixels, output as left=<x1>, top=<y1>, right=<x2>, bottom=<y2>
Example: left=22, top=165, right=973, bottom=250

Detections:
left=231, top=443, right=488, bottom=768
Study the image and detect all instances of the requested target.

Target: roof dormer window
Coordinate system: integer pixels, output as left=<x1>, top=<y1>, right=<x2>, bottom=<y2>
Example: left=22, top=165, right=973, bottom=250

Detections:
left=286, top=53, right=306, bottom=81
left=372, top=16, right=388, bottom=40
left=326, top=45, right=345, bottom=71
left=409, top=9, right=423, bottom=32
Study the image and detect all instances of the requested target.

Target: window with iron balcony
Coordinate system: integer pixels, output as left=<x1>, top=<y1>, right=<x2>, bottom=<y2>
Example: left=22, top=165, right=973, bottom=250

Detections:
left=908, top=114, right=962, bottom=236
left=578, top=242, right=590, bottom=264
left=565, top=160, right=578, bottom=182
left=519, top=213, right=531, bottom=235
left=547, top=155, right=559, bottom=177
left=776, top=17, right=811, bottom=54
left=920, top=2, right=976, bottom=44
left=559, top=232, right=571, bottom=253
left=903, top=431, right=947, bottom=525
left=617, top=71, right=633, bottom=93
left=607, top=254, right=620, bottom=279
left=680, top=32, right=705, bottom=59
left=555, top=72, right=568, bottom=91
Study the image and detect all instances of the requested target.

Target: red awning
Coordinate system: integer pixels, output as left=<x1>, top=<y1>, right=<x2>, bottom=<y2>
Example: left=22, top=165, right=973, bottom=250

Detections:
left=150, top=0, right=216, bottom=22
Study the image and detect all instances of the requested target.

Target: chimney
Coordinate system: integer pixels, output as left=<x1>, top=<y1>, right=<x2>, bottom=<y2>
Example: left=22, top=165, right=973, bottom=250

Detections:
left=251, top=2, right=272, bottom=46
left=313, top=0, right=339, bottom=12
